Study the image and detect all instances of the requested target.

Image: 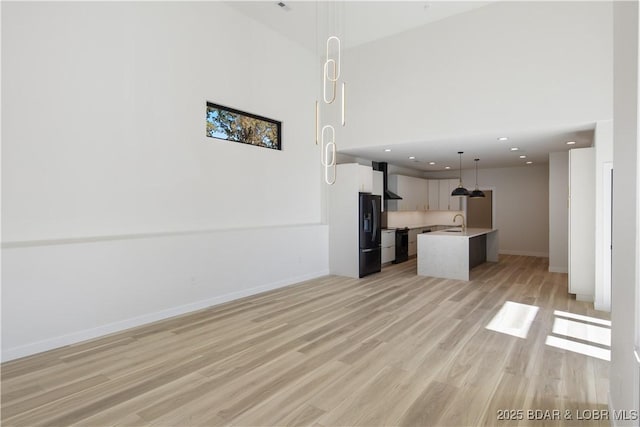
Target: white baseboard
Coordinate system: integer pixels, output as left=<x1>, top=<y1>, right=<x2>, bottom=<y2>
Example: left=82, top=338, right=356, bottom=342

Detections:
left=594, top=301, right=611, bottom=312
left=2, top=269, right=329, bottom=362
left=575, top=293, right=595, bottom=302
left=548, top=266, right=568, bottom=273
left=499, top=249, right=550, bottom=258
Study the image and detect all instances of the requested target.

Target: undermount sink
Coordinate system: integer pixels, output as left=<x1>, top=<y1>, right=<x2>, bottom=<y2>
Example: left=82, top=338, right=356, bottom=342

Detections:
left=445, top=229, right=463, bottom=233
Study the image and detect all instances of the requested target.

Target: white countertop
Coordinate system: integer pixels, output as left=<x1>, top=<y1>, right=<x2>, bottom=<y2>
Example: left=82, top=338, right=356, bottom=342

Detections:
left=424, top=227, right=497, bottom=238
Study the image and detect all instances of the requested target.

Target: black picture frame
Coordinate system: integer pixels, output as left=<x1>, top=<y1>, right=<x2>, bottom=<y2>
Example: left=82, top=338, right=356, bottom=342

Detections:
left=206, top=102, right=282, bottom=151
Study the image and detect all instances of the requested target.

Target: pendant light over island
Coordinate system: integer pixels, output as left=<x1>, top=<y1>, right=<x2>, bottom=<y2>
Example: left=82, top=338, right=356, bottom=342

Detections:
left=451, top=151, right=470, bottom=197
left=470, top=158, right=486, bottom=198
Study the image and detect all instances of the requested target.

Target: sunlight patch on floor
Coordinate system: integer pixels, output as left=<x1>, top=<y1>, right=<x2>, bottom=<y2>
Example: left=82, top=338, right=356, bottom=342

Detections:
left=552, top=317, right=611, bottom=346
left=485, top=301, right=539, bottom=339
left=545, top=335, right=611, bottom=361
left=553, top=309, right=612, bottom=327
left=546, top=311, right=611, bottom=361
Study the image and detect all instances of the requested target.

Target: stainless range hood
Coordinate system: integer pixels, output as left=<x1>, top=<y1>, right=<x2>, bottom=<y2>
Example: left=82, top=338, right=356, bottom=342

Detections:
left=372, top=161, right=402, bottom=200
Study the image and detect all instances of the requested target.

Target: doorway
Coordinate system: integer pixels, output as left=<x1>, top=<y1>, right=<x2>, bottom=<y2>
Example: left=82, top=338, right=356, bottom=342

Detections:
left=467, top=190, right=493, bottom=228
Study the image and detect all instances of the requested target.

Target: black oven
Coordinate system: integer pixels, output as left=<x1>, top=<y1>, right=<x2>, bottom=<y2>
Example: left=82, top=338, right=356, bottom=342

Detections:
left=393, top=227, right=409, bottom=264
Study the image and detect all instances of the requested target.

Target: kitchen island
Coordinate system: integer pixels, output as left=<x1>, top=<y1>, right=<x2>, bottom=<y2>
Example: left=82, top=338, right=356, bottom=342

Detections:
left=417, top=228, right=498, bottom=281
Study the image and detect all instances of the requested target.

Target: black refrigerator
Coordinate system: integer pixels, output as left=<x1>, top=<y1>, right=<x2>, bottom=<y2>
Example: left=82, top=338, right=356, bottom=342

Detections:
left=359, top=193, right=382, bottom=278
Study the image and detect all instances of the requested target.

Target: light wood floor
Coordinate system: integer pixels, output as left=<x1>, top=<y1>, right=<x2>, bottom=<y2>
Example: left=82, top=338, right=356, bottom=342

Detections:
left=1, top=255, right=610, bottom=427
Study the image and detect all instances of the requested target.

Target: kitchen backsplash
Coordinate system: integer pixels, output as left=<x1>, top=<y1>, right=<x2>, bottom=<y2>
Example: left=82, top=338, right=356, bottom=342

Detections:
left=387, top=210, right=464, bottom=228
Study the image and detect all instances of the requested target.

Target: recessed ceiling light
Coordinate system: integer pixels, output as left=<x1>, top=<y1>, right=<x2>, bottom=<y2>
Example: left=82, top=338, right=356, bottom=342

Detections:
left=566, top=141, right=576, bottom=145
left=519, top=155, right=526, bottom=159
left=445, top=166, right=451, bottom=170
left=526, top=161, right=533, bottom=164
left=429, top=162, right=436, bottom=165
left=384, top=148, right=392, bottom=152
left=409, top=156, right=415, bottom=160
left=510, top=147, right=519, bottom=151
left=498, top=137, right=509, bottom=141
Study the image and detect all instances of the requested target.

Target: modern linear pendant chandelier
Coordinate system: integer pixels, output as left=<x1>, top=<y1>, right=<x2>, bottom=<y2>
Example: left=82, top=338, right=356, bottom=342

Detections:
left=316, top=1, right=346, bottom=185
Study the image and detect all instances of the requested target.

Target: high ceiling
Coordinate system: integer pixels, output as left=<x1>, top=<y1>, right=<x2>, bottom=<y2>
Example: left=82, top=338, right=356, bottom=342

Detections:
left=226, top=1, right=495, bottom=52
left=229, top=1, right=598, bottom=170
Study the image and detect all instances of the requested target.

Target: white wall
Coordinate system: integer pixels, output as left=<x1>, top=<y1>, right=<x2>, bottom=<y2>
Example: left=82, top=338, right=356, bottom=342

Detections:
left=2, top=2, right=328, bottom=360
left=338, top=1, right=613, bottom=149
left=2, top=225, right=328, bottom=361
left=2, top=2, right=321, bottom=242
left=611, top=1, right=640, bottom=422
left=548, top=151, right=569, bottom=273
left=594, top=120, right=613, bottom=311
left=427, top=165, right=549, bottom=257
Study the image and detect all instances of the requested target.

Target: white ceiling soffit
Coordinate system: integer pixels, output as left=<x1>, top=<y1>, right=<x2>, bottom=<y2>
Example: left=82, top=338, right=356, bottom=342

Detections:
left=340, top=124, right=595, bottom=171
left=226, top=1, right=496, bottom=52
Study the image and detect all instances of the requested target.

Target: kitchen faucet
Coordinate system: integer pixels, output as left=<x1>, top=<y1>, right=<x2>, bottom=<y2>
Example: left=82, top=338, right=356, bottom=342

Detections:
left=453, top=213, right=466, bottom=231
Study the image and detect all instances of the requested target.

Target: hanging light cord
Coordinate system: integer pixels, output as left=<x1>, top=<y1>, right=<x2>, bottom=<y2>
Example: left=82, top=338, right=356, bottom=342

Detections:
left=459, top=152, right=463, bottom=186
left=475, top=159, right=479, bottom=188
left=470, top=159, right=485, bottom=198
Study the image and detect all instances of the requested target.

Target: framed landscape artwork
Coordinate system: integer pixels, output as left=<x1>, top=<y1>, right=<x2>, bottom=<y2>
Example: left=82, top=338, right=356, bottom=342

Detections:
left=206, top=102, right=282, bottom=151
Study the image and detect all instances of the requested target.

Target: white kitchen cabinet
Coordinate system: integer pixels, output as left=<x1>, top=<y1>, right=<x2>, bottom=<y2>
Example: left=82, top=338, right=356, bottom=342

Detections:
left=427, top=180, right=439, bottom=210
left=437, top=179, right=463, bottom=211
left=416, top=178, right=429, bottom=211
left=405, top=177, right=428, bottom=211
left=388, top=175, right=428, bottom=211
left=382, top=230, right=396, bottom=263
left=388, top=175, right=411, bottom=211
left=438, top=180, right=451, bottom=210
left=449, top=179, right=462, bottom=211
left=387, top=176, right=466, bottom=212
left=358, top=166, right=373, bottom=193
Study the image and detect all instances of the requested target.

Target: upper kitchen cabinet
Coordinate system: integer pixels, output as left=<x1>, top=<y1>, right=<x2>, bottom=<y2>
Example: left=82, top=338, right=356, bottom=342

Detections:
left=427, top=180, right=439, bottom=210
left=414, top=178, right=429, bottom=211
left=357, top=165, right=373, bottom=193
left=449, top=179, right=462, bottom=211
left=387, top=175, right=463, bottom=211
left=388, top=175, right=428, bottom=211
left=437, top=180, right=449, bottom=210
left=436, top=179, right=461, bottom=211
